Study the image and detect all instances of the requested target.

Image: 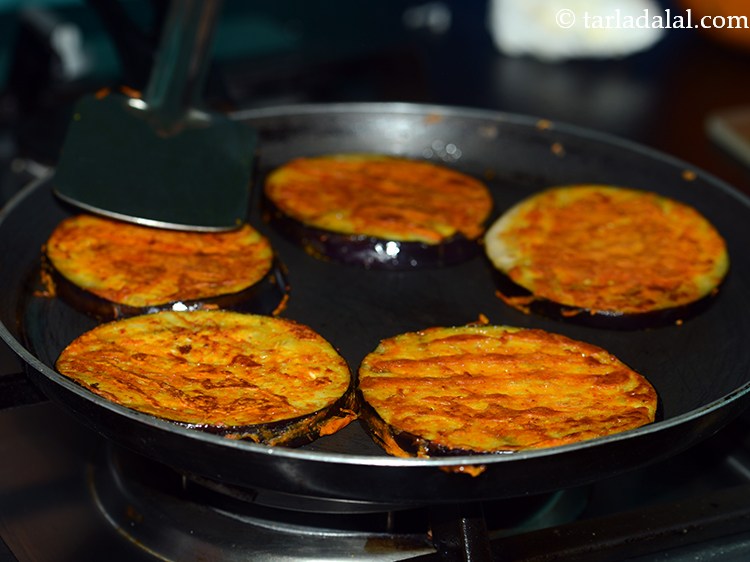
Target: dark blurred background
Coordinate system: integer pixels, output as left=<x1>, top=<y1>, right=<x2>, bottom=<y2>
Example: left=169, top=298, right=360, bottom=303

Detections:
left=0, top=0, right=748, bottom=200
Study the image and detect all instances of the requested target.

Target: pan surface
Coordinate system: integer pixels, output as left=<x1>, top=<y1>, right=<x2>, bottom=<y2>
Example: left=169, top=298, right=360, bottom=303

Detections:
left=2, top=102, right=750, bottom=505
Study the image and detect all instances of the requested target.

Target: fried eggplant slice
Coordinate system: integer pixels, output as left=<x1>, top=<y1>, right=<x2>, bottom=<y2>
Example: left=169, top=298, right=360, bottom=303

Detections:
left=44, top=214, right=287, bottom=319
left=484, top=185, right=729, bottom=327
left=55, top=310, right=355, bottom=445
left=358, top=325, right=658, bottom=456
left=263, top=154, right=493, bottom=268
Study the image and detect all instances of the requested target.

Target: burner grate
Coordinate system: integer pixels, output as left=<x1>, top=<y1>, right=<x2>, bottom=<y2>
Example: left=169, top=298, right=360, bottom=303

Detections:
left=93, top=443, right=585, bottom=561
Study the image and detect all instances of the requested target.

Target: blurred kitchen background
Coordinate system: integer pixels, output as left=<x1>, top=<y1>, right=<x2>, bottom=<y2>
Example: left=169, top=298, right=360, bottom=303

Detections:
left=0, top=0, right=748, bottom=204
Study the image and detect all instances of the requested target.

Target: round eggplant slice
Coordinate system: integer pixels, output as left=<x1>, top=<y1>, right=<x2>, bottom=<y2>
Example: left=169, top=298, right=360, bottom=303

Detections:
left=43, top=214, right=289, bottom=320
left=55, top=310, right=356, bottom=445
left=357, top=325, right=658, bottom=456
left=263, top=194, right=480, bottom=269
left=43, top=255, right=289, bottom=320
left=262, top=153, right=493, bottom=268
left=484, top=185, right=729, bottom=327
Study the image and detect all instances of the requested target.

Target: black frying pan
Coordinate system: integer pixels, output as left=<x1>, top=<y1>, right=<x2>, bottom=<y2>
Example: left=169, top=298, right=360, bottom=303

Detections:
left=2, top=103, right=750, bottom=506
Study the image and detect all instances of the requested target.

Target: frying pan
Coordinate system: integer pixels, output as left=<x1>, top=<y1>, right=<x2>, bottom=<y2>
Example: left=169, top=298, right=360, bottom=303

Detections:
left=2, top=102, right=750, bottom=507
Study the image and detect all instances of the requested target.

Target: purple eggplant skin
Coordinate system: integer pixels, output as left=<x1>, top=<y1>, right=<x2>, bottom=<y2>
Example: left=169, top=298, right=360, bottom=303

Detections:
left=262, top=195, right=483, bottom=269
left=42, top=255, right=290, bottom=321
left=356, top=394, right=496, bottom=458
left=488, top=262, right=724, bottom=331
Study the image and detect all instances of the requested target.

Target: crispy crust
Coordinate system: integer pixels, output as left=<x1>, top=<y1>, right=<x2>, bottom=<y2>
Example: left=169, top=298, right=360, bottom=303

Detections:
left=358, top=325, right=658, bottom=455
left=55, top=310, right=355, bottom=444
left=44, top=215, right=278, bottom=313
left=484, top=185, right=729, bottom=317
left=264, top=154, right=493, bottom=245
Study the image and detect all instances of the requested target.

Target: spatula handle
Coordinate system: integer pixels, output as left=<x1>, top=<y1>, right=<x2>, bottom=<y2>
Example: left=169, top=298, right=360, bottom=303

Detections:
left=144, top=0, right=222, bottom=120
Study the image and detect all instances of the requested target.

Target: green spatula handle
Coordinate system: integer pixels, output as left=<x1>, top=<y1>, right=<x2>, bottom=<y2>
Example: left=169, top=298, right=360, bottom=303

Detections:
left=144, top=0, right=223, bottom=122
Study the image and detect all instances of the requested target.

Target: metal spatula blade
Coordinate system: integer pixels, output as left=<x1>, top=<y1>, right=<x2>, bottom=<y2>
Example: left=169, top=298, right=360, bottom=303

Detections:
left=53, top=0, right=254, bottom=232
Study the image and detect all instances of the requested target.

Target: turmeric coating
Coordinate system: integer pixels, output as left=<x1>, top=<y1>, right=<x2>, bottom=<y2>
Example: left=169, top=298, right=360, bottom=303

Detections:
left=485, top=185, right=729, bottom=315
left=45, top=215, right=274, bottom=308
left=359, top=325, right=657, bottom=454
left=264, top=154, right=493, bottom=244
left=56, top=310, right=354, bottom=434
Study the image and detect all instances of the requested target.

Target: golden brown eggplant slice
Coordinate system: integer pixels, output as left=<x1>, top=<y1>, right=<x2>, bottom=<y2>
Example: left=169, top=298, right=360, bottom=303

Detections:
left=263, top=153, right=493, bottom=268
left=358, top=324, right=658, bottom=456
left=55, top=310, right=355, bottom=445
left=484, top=185, right=729, bottom=327
left=43, top=214, right=288, bottom=319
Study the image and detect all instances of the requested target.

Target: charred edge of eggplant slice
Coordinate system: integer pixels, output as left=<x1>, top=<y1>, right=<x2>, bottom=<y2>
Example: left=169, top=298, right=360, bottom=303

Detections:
left=489, top=263, right=723, bottom=330
left=42, top=254, right=290, bottom=321
left=181, top=386, right=358, bottom=447
left=357, top=390, right=661, bottom=458
left=261, top=194, right=481, bottom=269
left=356, top=391, right=508, bottom=458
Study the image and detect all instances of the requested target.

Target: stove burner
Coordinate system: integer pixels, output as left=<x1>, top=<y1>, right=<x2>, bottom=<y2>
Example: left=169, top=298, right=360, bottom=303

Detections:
left=91, top=443, right=587, bottom=560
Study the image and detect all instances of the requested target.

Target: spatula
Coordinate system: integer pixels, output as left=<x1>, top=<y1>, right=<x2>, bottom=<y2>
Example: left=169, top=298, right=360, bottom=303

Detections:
left=54, top=0, right=255, bottom=231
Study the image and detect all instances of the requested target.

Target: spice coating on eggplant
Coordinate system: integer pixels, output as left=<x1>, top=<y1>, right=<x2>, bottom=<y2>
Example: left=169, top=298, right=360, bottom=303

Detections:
left=44, top=214, right=287, bottom=319
left=55, top=310, right=356, bottom=444
left=358, top=325, right=658, bottom=455
left=263, top=153, right=493, bottom=268
left=484, top=185, right=729, bottom=323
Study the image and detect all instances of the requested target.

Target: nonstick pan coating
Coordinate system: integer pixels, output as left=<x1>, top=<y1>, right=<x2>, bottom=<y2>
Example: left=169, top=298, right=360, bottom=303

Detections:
left=2, top=103, right=750, bottom=505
